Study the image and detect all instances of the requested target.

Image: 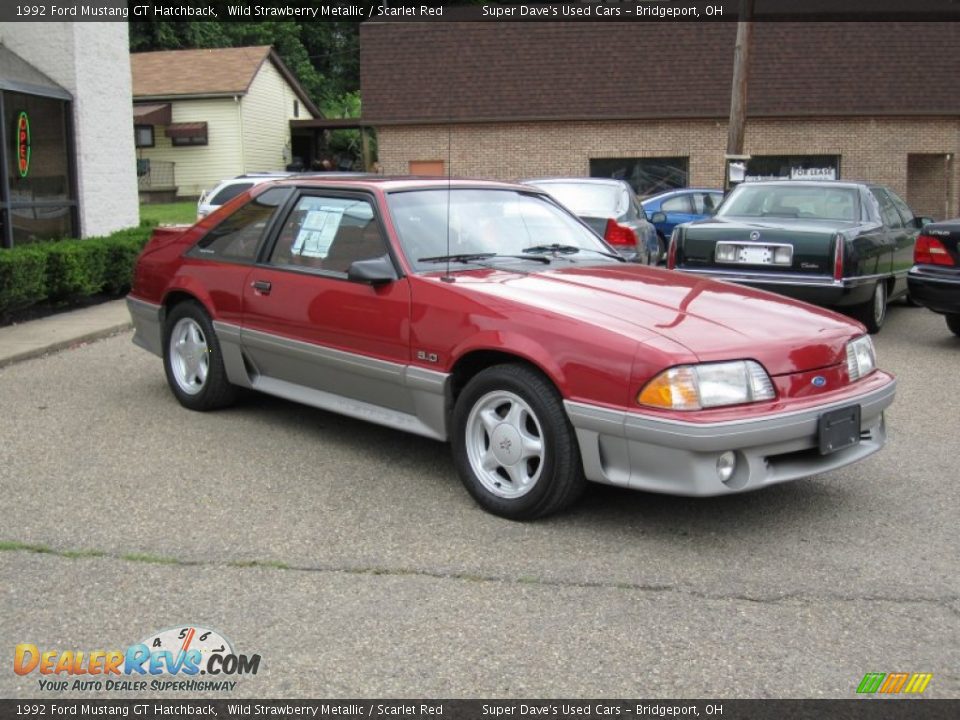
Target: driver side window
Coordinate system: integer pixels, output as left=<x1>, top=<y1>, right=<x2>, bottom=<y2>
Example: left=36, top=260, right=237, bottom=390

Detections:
left=270, top=195, right=387, bottom=275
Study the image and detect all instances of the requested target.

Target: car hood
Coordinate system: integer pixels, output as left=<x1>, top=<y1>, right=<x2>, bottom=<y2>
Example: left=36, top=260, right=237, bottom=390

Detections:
left=452, top=263, right=860, bottom=375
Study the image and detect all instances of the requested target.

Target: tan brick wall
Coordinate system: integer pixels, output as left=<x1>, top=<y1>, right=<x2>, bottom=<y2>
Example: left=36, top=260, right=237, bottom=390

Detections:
left=377, top=116, right=960, bottom=217
left=907, top=154, right=952, bottom=220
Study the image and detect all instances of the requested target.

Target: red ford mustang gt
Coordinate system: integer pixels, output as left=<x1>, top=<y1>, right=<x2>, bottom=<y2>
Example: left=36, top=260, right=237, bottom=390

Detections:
left=127, top=177, right=895, bottom=519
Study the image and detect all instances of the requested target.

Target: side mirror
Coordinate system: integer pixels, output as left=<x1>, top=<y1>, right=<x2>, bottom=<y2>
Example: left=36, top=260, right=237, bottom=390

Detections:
left=347, top=254, right=398, bottom=285
left=650, top=212, right=667, bottom=225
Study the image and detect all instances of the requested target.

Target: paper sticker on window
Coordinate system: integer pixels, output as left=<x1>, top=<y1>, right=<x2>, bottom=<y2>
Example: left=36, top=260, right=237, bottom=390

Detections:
left=292, top=208, right=345, bottom=258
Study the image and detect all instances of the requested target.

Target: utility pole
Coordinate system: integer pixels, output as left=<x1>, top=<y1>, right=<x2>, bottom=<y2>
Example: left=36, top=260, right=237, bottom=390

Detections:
left=725, top=0, right=754, bottom=190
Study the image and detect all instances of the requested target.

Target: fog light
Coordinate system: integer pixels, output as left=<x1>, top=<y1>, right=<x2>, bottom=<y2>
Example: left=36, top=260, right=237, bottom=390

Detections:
left=716, top=451, right=737, bottom=482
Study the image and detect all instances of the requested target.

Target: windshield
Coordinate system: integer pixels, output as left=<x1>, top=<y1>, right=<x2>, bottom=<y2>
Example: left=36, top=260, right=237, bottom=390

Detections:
left=718, top=184, right=859, bottom=221
left=387, top=189, right=615, bottom=272
left=527, top=182, right=623, bottom=217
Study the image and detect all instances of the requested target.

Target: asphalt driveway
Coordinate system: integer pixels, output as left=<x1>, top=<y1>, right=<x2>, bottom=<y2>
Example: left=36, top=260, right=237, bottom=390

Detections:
left=1, top=303, right=957, bottom=698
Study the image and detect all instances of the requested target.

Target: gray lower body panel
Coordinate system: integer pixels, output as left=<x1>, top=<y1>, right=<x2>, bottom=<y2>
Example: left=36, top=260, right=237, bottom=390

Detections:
left=126, top=296, right=163, bottom=357
left=213, top=321, right=450, bottom=441
left=565, top=379, right=895, bottom=496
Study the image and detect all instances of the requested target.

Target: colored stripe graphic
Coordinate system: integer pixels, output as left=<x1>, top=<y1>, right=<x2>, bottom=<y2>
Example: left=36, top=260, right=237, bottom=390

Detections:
left=903, top=673, right=934, bottom=694
left=857, top=673, right=886, bottom=694
left=879, top=672, right=910, bottom=693
left=857, top=672, right=933, bottom=694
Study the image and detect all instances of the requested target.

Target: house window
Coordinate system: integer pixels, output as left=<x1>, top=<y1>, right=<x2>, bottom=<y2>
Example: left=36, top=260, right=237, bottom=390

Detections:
left=134, top=125, right=154, bottom=148
left=293, top=100, right=299, bottom=118
left=590, top=157, right=689, bottom=196
left=165, top=122, right=208, bottom=147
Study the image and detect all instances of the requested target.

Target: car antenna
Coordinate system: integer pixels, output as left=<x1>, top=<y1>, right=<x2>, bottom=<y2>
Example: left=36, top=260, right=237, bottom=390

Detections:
left=442, top=109, right=454, bottom=283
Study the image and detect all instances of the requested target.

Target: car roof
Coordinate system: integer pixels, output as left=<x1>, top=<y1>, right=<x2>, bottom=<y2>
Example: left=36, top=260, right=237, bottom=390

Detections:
left=736, top=180, right=867, bottom=189
left=520, top=177, right=628, bottom=187
left=642, top=188, right=723, bottom=200
left=267, top=176, right=541, bottom=193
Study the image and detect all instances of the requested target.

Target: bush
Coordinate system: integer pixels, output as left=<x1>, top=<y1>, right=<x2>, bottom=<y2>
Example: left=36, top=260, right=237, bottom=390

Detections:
left=0, top=247, right=47, bottom=312
left=0, top=226, right=154, bottom=317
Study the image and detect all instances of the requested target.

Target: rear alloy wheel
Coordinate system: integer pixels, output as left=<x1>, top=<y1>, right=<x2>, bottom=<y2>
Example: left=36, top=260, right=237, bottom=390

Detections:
left=946, top=314, right=960, bottom=337
left=162, top=301, right=237, bottom=411
left=855, top=282, right=887, bottom=334
left=452, top=364, right=585, bottom=520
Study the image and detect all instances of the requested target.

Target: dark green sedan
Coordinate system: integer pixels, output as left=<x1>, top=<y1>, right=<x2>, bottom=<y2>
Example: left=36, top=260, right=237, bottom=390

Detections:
left=667, top=181, right=932, bottom=333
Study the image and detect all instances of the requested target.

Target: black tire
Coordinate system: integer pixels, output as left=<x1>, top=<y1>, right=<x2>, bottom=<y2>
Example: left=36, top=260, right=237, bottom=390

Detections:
left=162, top=301, right=237, bottom=411
left=947, top=314, right=960, bottom=337
left=655, top=232, right=667, bottom=265
left=852, top=281, right=887, bottom=334
left=451, top=364, right=586, bottom=520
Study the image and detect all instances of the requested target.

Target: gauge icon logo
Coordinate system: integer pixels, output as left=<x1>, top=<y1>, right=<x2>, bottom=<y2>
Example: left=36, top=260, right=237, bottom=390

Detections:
left=140, top=625, right=233, bottom=665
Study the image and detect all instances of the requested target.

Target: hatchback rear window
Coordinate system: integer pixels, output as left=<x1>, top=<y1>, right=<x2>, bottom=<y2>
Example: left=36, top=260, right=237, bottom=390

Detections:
left=532, top=183, right=623, bottom=217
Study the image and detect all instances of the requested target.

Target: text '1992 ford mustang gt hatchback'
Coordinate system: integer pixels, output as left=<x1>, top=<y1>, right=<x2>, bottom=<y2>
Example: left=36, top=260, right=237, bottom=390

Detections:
left=127, top=177, right=896, bottom=520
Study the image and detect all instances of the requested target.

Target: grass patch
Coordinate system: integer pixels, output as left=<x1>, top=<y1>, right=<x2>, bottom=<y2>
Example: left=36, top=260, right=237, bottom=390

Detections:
left=0, top=540, right=53, bottom=554
left=139, top=202, right=197, bottom=227
left=228, top=559, right=290, bottom=570
left=120, top=553, right=181, bottom=565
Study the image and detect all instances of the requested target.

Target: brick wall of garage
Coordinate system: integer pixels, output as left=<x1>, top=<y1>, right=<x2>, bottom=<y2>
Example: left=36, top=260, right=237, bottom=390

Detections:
left=377, top=116, right=960, bottom=219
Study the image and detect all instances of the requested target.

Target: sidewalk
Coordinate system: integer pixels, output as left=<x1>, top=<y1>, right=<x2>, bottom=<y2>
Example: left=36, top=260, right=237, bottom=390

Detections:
left=0, top=299, right=132, bottom=369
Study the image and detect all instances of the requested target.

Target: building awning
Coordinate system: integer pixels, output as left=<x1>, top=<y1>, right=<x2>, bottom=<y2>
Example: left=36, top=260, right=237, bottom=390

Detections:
left=164, top=122, right=207, bottom=139
left=133, top=103, right=171, bottom=125
left=0, top=45, right=72, bottom=100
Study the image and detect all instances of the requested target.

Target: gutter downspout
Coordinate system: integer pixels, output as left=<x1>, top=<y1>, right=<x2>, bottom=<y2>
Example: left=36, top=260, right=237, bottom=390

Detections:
left=235, top=95, right=246, bottom=173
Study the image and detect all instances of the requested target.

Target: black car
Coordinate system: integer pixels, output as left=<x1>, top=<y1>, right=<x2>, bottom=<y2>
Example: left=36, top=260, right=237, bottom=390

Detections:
left=907, top=219, right=960, bottom=336
left=667, top=181, right=933, bottom=333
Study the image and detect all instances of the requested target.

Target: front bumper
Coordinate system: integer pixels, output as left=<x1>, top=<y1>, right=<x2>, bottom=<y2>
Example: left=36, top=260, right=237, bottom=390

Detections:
left=908, top=269, right=960, bottom=315
left=565, top=374, right=895, bottom=496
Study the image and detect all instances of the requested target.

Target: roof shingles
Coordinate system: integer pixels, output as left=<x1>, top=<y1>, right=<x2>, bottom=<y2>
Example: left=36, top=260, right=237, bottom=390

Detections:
left=360, top=22, right=960, bottom=123
left=131, top=45, right=272, bottom=98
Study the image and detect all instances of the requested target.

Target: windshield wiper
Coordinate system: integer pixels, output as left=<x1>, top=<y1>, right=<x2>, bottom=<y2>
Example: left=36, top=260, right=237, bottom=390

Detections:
left=521, top=244, right=623, bottom=261
left=419, top=253, right=551, bottom=265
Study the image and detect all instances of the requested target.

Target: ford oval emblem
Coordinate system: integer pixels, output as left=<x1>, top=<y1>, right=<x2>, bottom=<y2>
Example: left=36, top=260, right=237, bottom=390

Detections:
left=750, top=231, right=761, bottom=241
left=812, top=376, right=827, bottom=387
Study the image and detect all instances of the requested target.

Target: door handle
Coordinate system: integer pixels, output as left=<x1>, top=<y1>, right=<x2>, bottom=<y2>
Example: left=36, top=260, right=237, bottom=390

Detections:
left=251, top=280, right=272, bottom=294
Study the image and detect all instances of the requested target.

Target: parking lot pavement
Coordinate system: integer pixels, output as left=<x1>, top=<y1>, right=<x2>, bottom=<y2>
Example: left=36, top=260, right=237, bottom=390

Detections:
left=1, top=302, right=958, bottom=698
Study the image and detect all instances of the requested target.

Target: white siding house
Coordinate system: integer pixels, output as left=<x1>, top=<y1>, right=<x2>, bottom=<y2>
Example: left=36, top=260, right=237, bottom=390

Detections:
left=131, top=46, right=318, bottom=200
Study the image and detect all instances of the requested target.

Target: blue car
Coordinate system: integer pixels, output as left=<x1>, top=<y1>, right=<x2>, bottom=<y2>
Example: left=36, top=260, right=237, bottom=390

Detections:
left=641, top=188, right=725, bottom=245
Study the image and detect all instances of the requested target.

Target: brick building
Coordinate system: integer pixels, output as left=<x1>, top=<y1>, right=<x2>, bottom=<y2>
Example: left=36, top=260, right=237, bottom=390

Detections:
left=360, top=22, right=960, bottom=220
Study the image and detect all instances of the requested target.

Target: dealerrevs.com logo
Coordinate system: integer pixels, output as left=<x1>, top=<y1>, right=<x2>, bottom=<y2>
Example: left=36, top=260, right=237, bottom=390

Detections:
left=14, top=626, right=260, bottom=693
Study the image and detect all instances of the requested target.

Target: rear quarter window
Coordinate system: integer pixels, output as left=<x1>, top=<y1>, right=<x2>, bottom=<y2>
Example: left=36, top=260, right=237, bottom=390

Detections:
left=188, top=187, right=291, bottom=263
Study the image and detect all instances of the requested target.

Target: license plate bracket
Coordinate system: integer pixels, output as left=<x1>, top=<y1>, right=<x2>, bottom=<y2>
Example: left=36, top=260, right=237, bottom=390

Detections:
left=818, top=405, right=861, bottom=455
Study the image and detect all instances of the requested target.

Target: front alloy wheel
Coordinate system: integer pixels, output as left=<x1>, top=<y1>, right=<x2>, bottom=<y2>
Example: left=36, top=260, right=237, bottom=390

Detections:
left=452, top=364, right=585, bottom=520
left=464, top=390, right=545, bottom=500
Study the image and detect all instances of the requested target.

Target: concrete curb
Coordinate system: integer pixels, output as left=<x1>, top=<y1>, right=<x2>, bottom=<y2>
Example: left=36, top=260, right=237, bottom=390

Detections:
left=0, top=298, right=134, bottom=370
left=0, top=322, right=133, bottom=370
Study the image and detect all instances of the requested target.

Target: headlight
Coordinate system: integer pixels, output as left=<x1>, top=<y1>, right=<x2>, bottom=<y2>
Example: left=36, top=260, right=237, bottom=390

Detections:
left=846, top=335, right=876, bottom=381
left=637, top=360, right=776, bottom=410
